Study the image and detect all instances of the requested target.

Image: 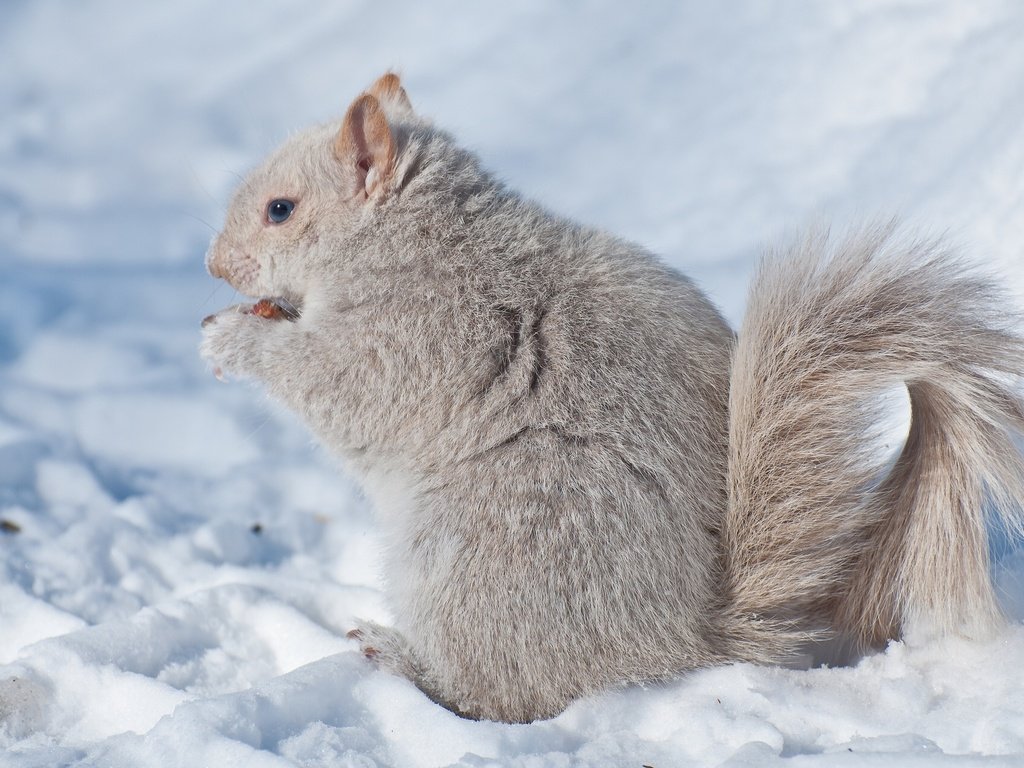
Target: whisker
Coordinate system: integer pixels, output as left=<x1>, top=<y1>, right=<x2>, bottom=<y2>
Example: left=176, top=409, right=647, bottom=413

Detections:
left=199, top=281, right=225, bottom=312
left=187, top=161, right=229, bottom=216
left=243, top=412, right=274, bottom=442
left=186, top=213, right=219, bottom=234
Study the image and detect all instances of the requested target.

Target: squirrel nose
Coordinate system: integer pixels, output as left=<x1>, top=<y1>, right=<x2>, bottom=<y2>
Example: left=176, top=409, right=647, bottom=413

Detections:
left=206, top=245, right=227, bottom=280
left=208, top=258, right=227, bottom=280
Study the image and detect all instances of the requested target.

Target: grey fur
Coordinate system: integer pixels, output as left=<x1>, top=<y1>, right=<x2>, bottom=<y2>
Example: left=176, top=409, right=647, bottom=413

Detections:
left=201, top=75, right=1024, bottom=722
left=726, top=226, right=1024, bottom=647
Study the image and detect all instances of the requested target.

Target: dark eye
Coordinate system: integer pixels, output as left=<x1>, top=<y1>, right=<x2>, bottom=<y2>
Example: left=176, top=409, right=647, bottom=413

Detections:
left=267, top=199, right=295, bottom=224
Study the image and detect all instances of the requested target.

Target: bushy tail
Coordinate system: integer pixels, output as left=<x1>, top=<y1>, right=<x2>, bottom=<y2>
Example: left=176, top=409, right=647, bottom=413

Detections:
left=724, top=223, right=1024, bottom=650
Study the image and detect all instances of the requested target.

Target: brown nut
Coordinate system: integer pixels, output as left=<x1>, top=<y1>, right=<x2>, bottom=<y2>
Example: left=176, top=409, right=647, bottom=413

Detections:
left=250, top=298, right=284, bottom=319
left=249, top=297, right=300, bottom=321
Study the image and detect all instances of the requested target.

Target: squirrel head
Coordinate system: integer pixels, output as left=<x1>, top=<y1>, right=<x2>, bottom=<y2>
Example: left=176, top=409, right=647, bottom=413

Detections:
left=205, top=72, right=427, bottom=306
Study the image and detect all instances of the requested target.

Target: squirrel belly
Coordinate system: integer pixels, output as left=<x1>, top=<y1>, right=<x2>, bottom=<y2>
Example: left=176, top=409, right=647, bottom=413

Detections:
left=200, top=73, right=1024, bottom=723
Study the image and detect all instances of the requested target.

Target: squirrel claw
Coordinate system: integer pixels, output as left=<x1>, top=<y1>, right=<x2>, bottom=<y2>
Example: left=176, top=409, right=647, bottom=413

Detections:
left=346, top=628, right=379, bottom=659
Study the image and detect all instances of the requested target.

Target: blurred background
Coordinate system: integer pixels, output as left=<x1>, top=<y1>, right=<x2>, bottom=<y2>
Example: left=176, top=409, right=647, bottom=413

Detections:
left=4, top=0, right=1024, bottom=644
left=2, top=0, right=1024, bottom=636
left=4, top=1, right=1023, bottom=317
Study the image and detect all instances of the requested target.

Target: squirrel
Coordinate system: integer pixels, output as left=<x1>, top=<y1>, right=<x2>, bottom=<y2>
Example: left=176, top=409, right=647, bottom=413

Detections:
left=201, top=72, right=1024, bottom=723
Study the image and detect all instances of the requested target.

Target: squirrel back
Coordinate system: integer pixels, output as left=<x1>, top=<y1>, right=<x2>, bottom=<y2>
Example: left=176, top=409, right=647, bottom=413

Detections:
left=201, top=73, right=1024, bottom=722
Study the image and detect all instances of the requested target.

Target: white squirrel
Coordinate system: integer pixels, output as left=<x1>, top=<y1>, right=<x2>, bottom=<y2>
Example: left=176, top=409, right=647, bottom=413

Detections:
left=201, top=73, right=1024, bottom=723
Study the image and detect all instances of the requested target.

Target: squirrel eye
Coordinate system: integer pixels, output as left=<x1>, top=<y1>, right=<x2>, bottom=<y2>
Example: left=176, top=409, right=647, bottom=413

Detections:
left=267, top=199, right=295, bottom=224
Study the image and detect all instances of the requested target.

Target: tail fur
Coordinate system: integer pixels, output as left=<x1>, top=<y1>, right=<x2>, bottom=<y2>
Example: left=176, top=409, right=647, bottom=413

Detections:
left=724, top=223, right=1024, bottom=650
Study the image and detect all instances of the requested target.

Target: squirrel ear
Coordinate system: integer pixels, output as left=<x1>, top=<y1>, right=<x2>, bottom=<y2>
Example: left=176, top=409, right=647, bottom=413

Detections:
left=367, top=72, right=414, bottom=117
left=334, top=93, right=396, bottom=200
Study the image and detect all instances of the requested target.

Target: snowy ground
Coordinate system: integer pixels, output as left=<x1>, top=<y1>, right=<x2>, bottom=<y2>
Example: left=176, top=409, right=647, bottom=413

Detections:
left=2, top=1, right=1024, bottom=766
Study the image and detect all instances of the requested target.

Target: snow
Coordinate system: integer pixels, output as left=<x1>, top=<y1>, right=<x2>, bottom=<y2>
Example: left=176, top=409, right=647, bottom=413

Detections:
left=2, top=1, right=1024, bottom=765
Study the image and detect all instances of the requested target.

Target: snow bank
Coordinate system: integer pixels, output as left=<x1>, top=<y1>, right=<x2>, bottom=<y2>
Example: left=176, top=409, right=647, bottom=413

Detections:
left=1, top=1, right=1023, bottom=765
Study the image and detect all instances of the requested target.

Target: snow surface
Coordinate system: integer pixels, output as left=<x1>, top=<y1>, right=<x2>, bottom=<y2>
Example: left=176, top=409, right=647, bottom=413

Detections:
left=2, top=1, right=1024, bottom=765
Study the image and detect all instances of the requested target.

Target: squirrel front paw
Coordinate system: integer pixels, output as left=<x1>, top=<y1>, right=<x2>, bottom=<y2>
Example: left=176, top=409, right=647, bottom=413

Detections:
left=200, top=297, right=302, bottom=380
left=200, top=304, right=271, bottom=379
